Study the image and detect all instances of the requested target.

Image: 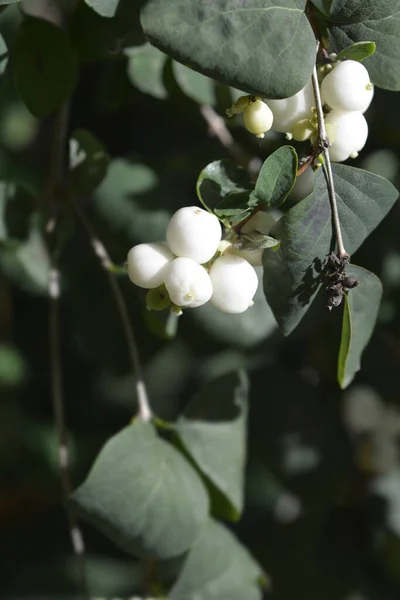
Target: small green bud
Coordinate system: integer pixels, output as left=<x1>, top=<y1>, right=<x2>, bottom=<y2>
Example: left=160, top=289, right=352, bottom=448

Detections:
left=146, top=285, right=171, bottom=312
left=226, top=95, right=251, bottom=117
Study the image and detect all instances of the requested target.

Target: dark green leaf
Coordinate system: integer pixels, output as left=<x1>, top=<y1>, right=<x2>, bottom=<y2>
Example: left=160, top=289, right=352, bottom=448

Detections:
left=125, top=42, right=168, bottom=99
left=214, top=191, right=252, bottom=219
left=140, top=0, right=316, bottom=99
left=176, top=371, right=248, bottom=520
left=196, top=160, right=253, bottom=214
left=13, top=17, right=78, bottom=117
left=335, top=41, right=376, bottom=62
left=263, top=164, right=398, bottom=335
left=310, top=0, right=333, bottom=16
left=69, top=129, right=110, bottom=195
left=169, top=518, right=265, bottom=600
left=172, top=60, right=216, bottom=105
left=84, top=0, right=119, bottom=18
left=326, top=1, right=400, bottom=90
left=71, top=421, right=209, bottom=559
left=338, top=265, right=382, bottom=389
left=249, top=146, right=298, bottom=208
left=0, top=32, right=7, bottom=74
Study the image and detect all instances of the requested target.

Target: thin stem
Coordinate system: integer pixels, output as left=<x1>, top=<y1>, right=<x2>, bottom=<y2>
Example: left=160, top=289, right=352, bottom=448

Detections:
left=311, top=57, right=349, bottom=259
left=71, top=200, right=152, bottom=423
left=46, top=104, right=89, bottom=599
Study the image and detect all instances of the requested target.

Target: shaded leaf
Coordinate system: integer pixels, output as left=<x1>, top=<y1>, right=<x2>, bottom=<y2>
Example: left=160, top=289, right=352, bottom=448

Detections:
left=196, top=160, right=253, bottom=214
left=310, top=0, right=333, bottom=15
left=176, top=371, right=248, bottom=520
left=140, top=0, right=316, bottom=99
left=13, top=17, right=78, bottom=117
left=84, top=0, right=120, bottom=18
left=263, top=164, right=398, bottom=335
left=249, top=146, right=298, bottom=208
left=214, top=191, right=252, bottom=219
left=326, top=0, right=400, bottom=90
left=0, top=32, right=7, bottom=74
left=125, top=42, right=168, bottom=99
left=71, top=421, right=209, bottom=559
left=235, top=231, right=280, bottom=251
left=172, top=60, right=216, bottom=105
left=338, top=265, right=382, bottom=389
left=169, top=518, right=264, bottom=600
left=335, top=40, right=376, bottom=62
left=69, top=129, right=110, bottom=195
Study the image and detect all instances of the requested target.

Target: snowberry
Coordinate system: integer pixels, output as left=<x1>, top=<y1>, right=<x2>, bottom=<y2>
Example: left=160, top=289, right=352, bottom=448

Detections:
left=209, top=254, right=258, bottom=313
left=166, top=206, right=222, bottom=264
left=226, top=95, right=251, bottom=116
left=164, top=257, right=213, bottom=308
left=127, top=242, right=174, bottom=289
left=243, top=99, right=274, bottom=138
left=321, top=60, right=373, bottom=112
left=232, top=211, right=277, bottom=266
left=265, top=78, right=314, bottom=134
left=324, top=110, right=368, bottom=162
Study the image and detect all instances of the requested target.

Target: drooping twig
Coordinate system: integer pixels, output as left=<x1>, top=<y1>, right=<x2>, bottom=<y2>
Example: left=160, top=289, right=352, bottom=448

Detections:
left=199, top=104, right=261, bottom=177
left=311, top=51, right=349, bottom=261
left=71, top=200, right=152, bottom=423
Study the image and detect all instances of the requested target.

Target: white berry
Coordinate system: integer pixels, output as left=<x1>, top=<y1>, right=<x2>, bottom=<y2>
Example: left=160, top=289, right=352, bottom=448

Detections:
left=321, top=60, right=373, bottom=112
left=164, top=257, right=213, bottom=308
left=243, top=100, right=273, bottom=138
left=265, top=78, right=314, bottom=134
left=325, top=110, right=368, bottom=162
left=166, top=206, right=222, bottom=264
left=209, top=254, right=258, bottom=313
left=127, top=242, right=174, bottom=289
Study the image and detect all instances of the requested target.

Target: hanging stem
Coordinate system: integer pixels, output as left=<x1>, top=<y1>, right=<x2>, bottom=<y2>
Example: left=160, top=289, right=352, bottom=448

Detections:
left=71, top=200, right=152, bottom=423
left=311, top=49, right=349, bottom=260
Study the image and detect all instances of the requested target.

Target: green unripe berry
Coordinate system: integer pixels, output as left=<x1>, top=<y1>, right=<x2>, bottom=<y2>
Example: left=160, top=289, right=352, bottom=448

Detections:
left=243, top=99, right=273, bottom=138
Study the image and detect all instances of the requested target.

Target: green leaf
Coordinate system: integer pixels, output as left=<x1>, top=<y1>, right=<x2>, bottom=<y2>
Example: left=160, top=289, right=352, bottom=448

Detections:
left=69, top=129, right=110, bottom=195
left=338, top=265, right=382, bottom=389
left=169, top=518, right=265, bottom=600
left=335, top=41, right=376, bottom=63
left=196, top=160, right=253, bottom=214
left=172, top=60, right=216, bottom=105
left=140, top=0, right=316, bottom=99
left=0, top=32, right=7, bottom=74
left=249, top=146, right=298, bottom=208
left=125, top=42, right=168, bottom=99
left=84, top=0, right=120, bottom=18
left=214, top=191, right=252, bottom=219
left=71, top=421, right=209, bottom=559
left=13, top=17, right=78, bottom=117
left=326, top=1, right=400, bottom=90
left=310, top=0, right=333, bottom=16
left=235, top=231, right=280, bottom=251
left=263, top=164, right=398, bottom=335
left=176, top=371, right=248, bottom=520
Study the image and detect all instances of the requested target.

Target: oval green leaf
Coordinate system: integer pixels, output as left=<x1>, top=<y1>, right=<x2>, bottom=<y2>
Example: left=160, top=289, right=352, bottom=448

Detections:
left=335, top=41, right=376, bottom=62
left=249, top=146, right=298, bottom=208
left=263, top=164, right=398, bottom=335
left=71, top=421, right=209, bottom=559
left=338, top=265, right=382, bottom=389
left=140, top=0, right=316, bottom=99
left=84, top=0, right=120, bottom=18
left=196, top=159, right=253, bottom=215
left=13, top=17, right=78, bottom=117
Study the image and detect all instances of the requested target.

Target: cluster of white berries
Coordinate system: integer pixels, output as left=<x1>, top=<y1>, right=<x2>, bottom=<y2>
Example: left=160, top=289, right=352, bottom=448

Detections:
left=127, top=207, right=275, bottom=314
left=227, top=58, right=374, bottom=163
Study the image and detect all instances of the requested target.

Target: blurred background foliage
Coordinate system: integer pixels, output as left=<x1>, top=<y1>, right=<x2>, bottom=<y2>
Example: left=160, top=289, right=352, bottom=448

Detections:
left=1, top=1, right=400, bottom=599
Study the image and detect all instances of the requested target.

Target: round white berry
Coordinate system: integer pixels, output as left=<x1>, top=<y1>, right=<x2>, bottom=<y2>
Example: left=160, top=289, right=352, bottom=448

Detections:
left=265, top=78, right=314, bottom=134
left=166, top=206, right=222, bottom=264
left=127, top=242, right=174, bottom=289
left=164, top=257, right=213, bottom=308
left=325, top=110, right=368, bottom=162
left=232, top=211, right=277, bottom=266
left=321, top=60, right=373, bottom=112
left=243, top=100, right=273, bottom=138
left=209, top=254, right=258, bottom=313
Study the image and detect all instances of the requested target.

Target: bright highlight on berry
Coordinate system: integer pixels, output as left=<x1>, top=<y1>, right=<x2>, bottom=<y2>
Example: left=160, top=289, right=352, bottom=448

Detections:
left=209, top=254, right=259, bottom=314
left=127, top=242, right=174, bottom=289
left=321, top=60, right=374, bottom=113
left=265, top=78, right=314, bottom=135
left=325, top=110, right=368, bottom=162
left=164, top=257, right=213, bottom=308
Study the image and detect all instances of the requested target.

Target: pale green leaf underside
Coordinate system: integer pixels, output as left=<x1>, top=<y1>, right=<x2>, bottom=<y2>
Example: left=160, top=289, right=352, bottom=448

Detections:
left=338, top=265, right=382, bottom=389
left=125, top=42, right=168, bottom=99
left=71, top=421, right=209, bottom=559
left=263, top=164, right=398, bottom=335
left=169, top=518, right=264, bottom=600
left=140, top=0, right=316, bottom=99
left=326, top=0, right=400, bottom=90
left=84, top=0, right=119, bottom=18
